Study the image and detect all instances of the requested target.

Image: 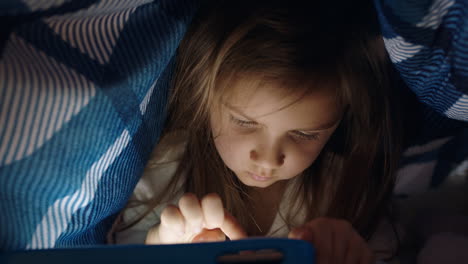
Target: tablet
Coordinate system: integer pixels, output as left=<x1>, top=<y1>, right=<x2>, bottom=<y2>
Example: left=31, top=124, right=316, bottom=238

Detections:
left=0, top=238, right=315, bottom=264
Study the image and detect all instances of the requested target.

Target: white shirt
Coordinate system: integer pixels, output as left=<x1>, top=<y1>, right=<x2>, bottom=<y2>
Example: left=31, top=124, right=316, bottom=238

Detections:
left=115, top=131, right=306, bottom=243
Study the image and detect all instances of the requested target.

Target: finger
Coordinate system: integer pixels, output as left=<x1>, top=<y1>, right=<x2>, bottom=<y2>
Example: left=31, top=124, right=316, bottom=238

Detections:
left=344, top=235, right=364, bottom=264
left=299, top=219, right=332, bottom=264
left=289, top=226, right=324, bottom=263
left=201, top=193, right=224, bottom=229
left=220, top=210, right=247, bottom=240
left=178, top=193, right=203, bottom=234
left=316, top=227, right=332, bottom=264
left=359, top=246, right=375, bottom=264
left=192, top=228, right=226, bottom=243
left=160, top=205, right=185, bottom=236
left=332, top=220, right=352, bottom=264
left=145, top=225, right=161, bottom=244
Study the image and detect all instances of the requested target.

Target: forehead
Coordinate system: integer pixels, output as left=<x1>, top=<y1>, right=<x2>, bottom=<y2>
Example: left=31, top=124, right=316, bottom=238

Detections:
left=225, top=78, right=342, bottom=128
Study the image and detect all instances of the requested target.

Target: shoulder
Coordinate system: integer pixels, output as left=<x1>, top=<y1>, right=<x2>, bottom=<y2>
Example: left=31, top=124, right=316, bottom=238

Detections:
left=114, top=131, right=188, bottom=243
left=133, top=130, right=188, bottom=201
left=149, top=130, right=188, bottom=164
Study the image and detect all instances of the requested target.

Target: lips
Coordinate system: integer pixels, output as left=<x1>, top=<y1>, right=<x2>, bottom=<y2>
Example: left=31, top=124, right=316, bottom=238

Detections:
left=247, top=171, right=272, bottom=182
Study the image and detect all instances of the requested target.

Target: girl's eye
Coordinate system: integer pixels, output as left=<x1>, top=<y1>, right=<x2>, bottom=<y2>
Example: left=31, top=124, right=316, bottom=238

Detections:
left=291, top=131, right=320, bottom=141
left=229, top=115, right=257, bottom=128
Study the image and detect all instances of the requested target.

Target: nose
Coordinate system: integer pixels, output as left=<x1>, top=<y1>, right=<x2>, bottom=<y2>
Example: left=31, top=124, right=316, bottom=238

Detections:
left=250, top=142, right=285, bottom=169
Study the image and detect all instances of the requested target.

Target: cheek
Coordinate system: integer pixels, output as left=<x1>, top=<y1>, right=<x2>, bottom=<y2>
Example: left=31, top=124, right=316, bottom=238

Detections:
left=285, top=138, right=331, bottom=173
left=212, top=126, right=250, bottom=170
left=287, top=145, right=322, bottom=172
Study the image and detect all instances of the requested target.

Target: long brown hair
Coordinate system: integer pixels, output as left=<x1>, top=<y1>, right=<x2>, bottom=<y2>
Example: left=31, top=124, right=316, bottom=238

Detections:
left=122, top=0, right=403, bottom=240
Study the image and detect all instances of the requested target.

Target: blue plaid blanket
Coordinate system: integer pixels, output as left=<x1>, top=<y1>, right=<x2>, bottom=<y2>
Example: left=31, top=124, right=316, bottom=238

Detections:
left=0, top=0, right=197, bottom=250
left=375, top=0, right=468, bottom=121
left=0, top=0, right=466, bottom=250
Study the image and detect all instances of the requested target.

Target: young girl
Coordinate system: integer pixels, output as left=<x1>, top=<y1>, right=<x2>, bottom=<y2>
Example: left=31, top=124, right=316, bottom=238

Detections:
left=111, top=0, right=403, bottom=263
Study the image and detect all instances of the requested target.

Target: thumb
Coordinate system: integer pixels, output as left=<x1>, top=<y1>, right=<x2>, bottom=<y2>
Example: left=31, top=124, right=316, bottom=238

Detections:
left=220, top=210, right=247, bottom=240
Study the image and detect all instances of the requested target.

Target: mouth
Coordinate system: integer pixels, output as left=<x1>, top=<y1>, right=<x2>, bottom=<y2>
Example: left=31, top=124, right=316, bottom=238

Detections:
left=247, top=171, right=272, bottom=182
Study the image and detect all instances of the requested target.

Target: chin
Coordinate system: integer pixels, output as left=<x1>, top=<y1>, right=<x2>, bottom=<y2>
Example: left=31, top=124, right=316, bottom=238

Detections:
left=248, top=181, right=273, bottom=189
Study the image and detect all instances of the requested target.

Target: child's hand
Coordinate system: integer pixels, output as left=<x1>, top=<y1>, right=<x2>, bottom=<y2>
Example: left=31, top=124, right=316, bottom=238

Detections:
left=288, top=217, right=375, bottom=264
left=146, top=193, right=247, bottom=244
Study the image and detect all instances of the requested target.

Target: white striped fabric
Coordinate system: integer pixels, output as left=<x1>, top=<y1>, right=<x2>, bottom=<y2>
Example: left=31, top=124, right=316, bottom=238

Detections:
left=383, top=36, right=425, bottom=64
left=140, top=79, right=158, bottom=115
left=415, top=0, right=455, bottom=29
left=376, top=0, right=468, bottom=121
left=26, top=129, right=132, bottom=249
left=54, top=0, right=154, bottom=17
left=42, top=0, right=154, bottom=66
left=445, top=95, right=468, bottom=121
left=45, top=7, right=138, bottom=65
left=0, top=0, right=197, bottom=250
left=21, top=0, right=70, bottom=12
left=0, top=34, right=96, bottom=166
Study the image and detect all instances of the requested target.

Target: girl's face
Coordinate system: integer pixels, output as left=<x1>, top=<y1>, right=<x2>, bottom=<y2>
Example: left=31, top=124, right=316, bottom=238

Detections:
left=210, top=79, right=342, bottom=189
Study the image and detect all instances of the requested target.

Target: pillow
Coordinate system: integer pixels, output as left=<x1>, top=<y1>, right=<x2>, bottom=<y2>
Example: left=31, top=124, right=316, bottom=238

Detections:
left=0, top=0, right=198, bottom=250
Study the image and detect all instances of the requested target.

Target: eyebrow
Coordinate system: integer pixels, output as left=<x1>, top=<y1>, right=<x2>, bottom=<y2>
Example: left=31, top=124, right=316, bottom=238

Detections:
left=299, top=120, right=340, bottom=131
left=225, top=104, right=258, bottom=121
left=225, top=104, right=340, bottom=132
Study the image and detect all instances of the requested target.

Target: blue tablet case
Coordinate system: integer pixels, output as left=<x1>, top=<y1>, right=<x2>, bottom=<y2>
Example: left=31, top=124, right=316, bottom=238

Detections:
left=0, top=238, right=315, bottom=264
